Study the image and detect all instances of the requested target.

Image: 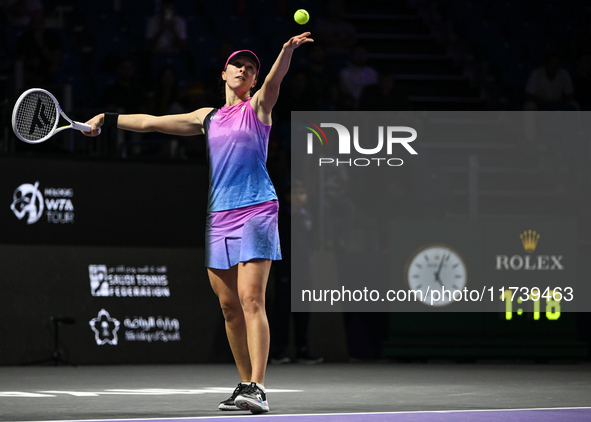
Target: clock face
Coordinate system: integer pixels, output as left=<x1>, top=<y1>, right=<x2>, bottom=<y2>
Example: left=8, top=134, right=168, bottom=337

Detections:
left=406, top=245, right=468, bottom=307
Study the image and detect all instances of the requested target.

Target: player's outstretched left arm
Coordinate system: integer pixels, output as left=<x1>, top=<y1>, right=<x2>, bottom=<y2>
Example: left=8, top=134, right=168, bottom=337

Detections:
left=252, top=32, right=313, bottom=123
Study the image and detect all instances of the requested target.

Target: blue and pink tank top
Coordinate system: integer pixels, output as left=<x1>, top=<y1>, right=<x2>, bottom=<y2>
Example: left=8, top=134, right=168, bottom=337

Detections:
left=204, top=98, right=278, bottom=212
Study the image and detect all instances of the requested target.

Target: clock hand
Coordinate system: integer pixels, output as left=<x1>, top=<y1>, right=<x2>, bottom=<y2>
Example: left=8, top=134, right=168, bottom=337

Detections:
left=434, top=253, right=448, bottom=286
left=434, top=271, right=443, bottom=286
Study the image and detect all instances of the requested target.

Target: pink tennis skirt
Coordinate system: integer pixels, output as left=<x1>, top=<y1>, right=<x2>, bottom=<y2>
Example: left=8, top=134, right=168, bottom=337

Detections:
left=205, top=200, right=282, bottom=269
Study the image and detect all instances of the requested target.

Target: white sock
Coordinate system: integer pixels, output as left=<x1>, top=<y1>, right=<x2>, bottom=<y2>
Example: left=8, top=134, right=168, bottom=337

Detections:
left=254, top=382, right=265, bottom=392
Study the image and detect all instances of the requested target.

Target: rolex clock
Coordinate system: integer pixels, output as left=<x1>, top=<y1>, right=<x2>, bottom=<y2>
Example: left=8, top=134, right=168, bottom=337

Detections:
left=406, top=245, right=468, bottom=307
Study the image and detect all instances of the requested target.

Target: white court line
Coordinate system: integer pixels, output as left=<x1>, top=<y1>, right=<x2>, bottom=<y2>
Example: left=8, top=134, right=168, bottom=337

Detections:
left=0, top=388, right=302, bottom=398
left=20, top=406, right=591, bottom=422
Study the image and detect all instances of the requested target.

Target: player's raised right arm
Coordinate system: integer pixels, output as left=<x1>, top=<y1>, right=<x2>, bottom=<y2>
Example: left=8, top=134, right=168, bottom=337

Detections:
left=83, top=108, right=214, bottom=137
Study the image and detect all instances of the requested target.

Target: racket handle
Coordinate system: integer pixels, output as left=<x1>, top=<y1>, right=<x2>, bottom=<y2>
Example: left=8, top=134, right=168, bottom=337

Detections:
left=72, top=121, right=101, bottom=135
left=72, top=121, right=91, bottom=131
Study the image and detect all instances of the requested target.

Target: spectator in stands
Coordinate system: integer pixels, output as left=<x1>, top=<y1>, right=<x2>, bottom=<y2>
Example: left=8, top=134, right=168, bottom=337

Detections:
left=3, top=0, right=42, bottom=27
left=573, top=52, right=591, bottom=111
left=318, top=82, right=355, bottom=111
left=148, top=64, right=183, bottom=115
left=302, top=43, right=339, bottom=110
left=275, top=71, right=314, bottom=121
left=200, top=41, right=236, bottom=102
left=358, top=71, right=411, bottom=111
left=145, top=0, right=188, bottom=54
left=524, top=51, right=578, bottom=110
left=339, top=45, right=377, bottom=109
left=314, top=0, right=357, bottom=71
left=323, top=163, right=356, bottom=248
left=16, top=10, right=61, bottom=88
left=270, top=180, right=323, bottom=365
left=102, top=58, right=146, bottom=113
left=177, top=80, right=209, bottom=112
left=169, top=80, right=210, bottom=159
left=148, top=64, right=188, bottom=159
left=571, top=11, right=591, bottom=60
left=102, top=58, right=147, bottom=156
left=274, top=71, right=315, bottom=152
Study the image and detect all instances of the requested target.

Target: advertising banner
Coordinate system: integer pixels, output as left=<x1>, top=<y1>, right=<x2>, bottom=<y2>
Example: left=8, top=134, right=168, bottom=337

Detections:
left=291, top=111, right=591, bottom=313
left=0, top=244, right=225, bottom=365
left=0, top=158, right=222, bottom=364
left=0, top=158, right=208, bottom=247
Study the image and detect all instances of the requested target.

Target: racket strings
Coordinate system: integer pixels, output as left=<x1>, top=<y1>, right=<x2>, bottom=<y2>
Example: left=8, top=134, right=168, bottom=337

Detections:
left=15, top=92, right=57, bottom=142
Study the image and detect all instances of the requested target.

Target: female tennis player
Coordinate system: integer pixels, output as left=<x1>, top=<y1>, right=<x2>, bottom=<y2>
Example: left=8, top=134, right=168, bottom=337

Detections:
left=83, top=32, right=313, bottom=413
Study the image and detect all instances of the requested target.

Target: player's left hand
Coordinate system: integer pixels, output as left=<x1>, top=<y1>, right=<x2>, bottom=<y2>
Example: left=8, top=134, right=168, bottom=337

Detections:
left=283, top=32, right=314, bottom=51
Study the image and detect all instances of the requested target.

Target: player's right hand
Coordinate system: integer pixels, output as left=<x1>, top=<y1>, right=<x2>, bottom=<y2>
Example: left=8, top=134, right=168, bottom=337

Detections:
left=82, top=114, right=103, bottom=136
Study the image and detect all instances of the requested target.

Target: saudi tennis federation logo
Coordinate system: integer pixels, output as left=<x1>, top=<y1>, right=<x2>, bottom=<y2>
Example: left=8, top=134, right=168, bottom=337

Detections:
left=89, top=309, right=120, bottom=346
left=89, top=265, right=109, bottom=296
left=11, top=182, right=44, bottom=224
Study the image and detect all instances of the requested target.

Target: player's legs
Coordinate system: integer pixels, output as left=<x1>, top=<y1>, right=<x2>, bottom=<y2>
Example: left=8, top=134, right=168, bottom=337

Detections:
left=208, top=266, right=252, bottom=382
left=237, top=258, right=272, bottom=385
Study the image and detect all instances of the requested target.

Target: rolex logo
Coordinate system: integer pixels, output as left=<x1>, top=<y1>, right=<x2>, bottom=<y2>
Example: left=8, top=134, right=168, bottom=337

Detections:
left=520, top=230, right=540, bottom=253
left=496, top=230, right=563, bottom=271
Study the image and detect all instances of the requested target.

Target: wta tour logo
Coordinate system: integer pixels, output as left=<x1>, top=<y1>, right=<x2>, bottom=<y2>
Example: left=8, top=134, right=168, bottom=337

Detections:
left=10, top=182, right=75, bottom=224
left=302, top=122, right=417, bottom=166
left=10, top=182, right=44, bottom=224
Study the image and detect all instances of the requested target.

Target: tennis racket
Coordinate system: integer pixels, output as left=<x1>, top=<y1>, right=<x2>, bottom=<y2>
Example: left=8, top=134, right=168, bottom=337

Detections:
left=11, top=88, right=100, bottom=144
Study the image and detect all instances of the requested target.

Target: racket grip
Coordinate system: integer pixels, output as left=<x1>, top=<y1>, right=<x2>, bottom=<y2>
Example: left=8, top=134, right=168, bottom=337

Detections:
left=72, top=121, right=100, bottom=135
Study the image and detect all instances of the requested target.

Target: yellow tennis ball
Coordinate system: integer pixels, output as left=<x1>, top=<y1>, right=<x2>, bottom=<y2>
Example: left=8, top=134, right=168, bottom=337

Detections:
left=294, top=9, right=309, bottom=25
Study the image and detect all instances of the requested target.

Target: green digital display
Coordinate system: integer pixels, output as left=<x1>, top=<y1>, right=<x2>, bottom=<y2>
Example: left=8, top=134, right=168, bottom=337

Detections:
left=500, top=288, right=567, bottom=321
